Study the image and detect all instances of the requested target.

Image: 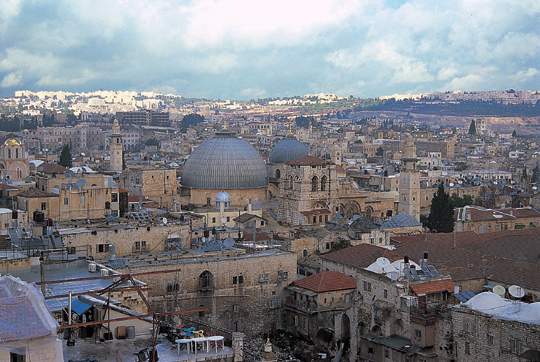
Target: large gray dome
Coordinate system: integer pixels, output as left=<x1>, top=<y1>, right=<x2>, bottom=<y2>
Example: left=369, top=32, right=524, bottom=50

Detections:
left=181, top=130, right=268, bottom=189
left=269, top=136, right=309, bottom=164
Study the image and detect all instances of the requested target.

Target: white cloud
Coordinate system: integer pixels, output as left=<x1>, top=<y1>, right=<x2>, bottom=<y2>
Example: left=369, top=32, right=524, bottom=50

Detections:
left=512, top=68, right=540, bottom=83
left=1, top=71, right=22, bottom=87
left=442, top=74, right=484, bottom=91
left=437, top=67, right=459, bottom=81
left=239, top=88, right=267, bottom=99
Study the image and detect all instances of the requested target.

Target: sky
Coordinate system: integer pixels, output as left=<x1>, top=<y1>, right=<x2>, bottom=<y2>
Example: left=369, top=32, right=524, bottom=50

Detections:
left=1, top=0, right=539, bottom=100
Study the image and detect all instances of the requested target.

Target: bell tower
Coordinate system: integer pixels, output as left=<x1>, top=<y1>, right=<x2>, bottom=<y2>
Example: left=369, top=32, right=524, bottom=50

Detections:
left=110, top=120, right=123, bottom=173
left=399, top=135, right=420, bottom=220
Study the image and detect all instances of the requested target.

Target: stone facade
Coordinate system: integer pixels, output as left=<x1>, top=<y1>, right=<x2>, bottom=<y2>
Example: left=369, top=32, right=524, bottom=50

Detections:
left=452, top=302, right=540, bottom=362
left=399, top=136, right=420, bottom=221
left=181, top=187, right=267, bottom=210
left=119, top=168, right=180, bottom=209
left=0, top=137, right=30, bottom=182
left=115, top=249, right=297, bottom=336
left=278, top=157, right=339, bottom=226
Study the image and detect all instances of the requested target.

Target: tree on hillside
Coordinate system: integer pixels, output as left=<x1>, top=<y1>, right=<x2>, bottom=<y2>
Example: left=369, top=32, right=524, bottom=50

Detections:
left=58, top=145, right=72, bottom=168
left=376, top=146, right=384, bottom=156
left=179, top=113, right=204, bottom=130
left=425, top=183, right=454, bottom=233
left=512, top=129, right=518, bottom=138
left=449, top=193, right=474, bottom=208
left=468, top=119, right=476, bottom=135
left=532, top=164, right=540, bottom=183
left=522, top=167, right=528, bottom=182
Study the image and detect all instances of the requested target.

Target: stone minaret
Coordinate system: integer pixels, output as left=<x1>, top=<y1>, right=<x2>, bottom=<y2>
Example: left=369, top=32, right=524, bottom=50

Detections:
left=110, top=119, right=123, bottom=173
left=399, top=135, right=420, bottom=220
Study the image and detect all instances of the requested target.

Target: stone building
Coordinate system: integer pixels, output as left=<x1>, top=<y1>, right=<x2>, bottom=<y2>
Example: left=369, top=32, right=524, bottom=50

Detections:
left=114, top=248, right=297, bottom=336
left=277, top=156, right=339, bottom=226
left=119, top=168, right=179, bottom=210
left=282, top=271, right=357, bottom=350
left=0, top=136, right=30, bottom=182
left=454, top=205, right=540, bottom=233
left=452, top=292, right=540, bottom=362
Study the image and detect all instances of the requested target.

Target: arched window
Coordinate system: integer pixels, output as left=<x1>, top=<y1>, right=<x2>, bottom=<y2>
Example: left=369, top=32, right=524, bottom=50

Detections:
left=199, top=271, right=213, bottom=290
left=288, top=175, right=293, bottom=189
left=15, top=148, right=19, bottom=158
left=366, top=207, right=373, bottom=219
left=311, top=176, right=319, bottom=192
left=8, top=149, right=11, bottom=159
left=321, top=175, right=327, bottom=191
left=303, top=249, right=308, bottom=257
left=275, top=169, right=281, bottom=179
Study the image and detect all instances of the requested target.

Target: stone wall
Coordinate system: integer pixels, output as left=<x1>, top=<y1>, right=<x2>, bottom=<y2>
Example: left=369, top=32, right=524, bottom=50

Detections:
left=114, top=250, right=297, bottom=336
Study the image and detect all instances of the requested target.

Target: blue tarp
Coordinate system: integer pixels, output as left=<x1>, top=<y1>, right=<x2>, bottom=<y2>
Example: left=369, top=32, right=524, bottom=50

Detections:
left=70, top=298, right=92, bottom=315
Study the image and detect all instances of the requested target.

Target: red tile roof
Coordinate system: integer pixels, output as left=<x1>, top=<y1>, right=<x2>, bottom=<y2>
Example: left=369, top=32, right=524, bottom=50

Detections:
left=300, top=209, right=331, bottom=217
left=410, top=280, right=456, bottom=295
left=294, top=271, right=356, bottom=292
left=321, top=243, right=402, bottom=269
left=285, top=156, right=334, bottom=166
left=242, top=232, right=270, bottom=242
left=499, top=207, right=540, bottom=218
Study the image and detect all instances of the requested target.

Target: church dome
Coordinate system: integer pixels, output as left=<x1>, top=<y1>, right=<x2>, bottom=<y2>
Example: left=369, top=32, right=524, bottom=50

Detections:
left=4, top=138, right=21, bottom=147
left=181, top=130, right=267, bottom=189
left=269, top=135, right=309, bottom=164
left=215, top=191, right=231, bottom=203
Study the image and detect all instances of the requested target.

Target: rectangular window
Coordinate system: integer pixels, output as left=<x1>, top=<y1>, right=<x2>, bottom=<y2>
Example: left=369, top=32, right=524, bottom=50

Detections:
left=487, top=334, right=494, bottom=345
left=98, top=244, right=109, bottom=253
left=384, top=289, right=388, bottom=298
left=79, top=196, right=84, bottom=205
left=227, top=216, right=230, bottom=222
left=166, top=283, right=179, bottom=294
left=345, top=294, right=350, bottom=303
left=99, top=195, right=104, bottom=204
left=259, top=273, right=270, bottom=282
left=239, top=275, right=244, bottom=284
left=363, top=281, right=372, bottom=292
left=111, top=193, right=118, bottom=202
left=212, top=217, right=216, bottom=223
left=414, top=329, right=422, bottom=339
left=233, top=276, right=238, bottom=284
left=10, top=352, right=25, bottom=362
left=41, top=202, right=47, bottom=211
left=141, top=241, right=146, bottom=250
left=232, top=304, right=239, bottom=312
left=135, top=241, right=140, bottom=250
left=465, top=342, right=470, bottom=355
left=64, top=197, right=69, bottom=205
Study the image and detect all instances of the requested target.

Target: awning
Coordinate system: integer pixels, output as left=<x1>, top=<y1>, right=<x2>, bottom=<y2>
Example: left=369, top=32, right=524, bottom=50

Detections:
left=70, top=299, right=92, bottom=315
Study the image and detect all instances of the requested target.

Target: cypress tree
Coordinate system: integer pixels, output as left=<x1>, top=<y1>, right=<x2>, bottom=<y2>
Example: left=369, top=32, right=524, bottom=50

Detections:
left=58, top=144, right=72, bottom=168
left=426, top=183, right=454, bottom=233
left=468, top=119, right=476, bottom=135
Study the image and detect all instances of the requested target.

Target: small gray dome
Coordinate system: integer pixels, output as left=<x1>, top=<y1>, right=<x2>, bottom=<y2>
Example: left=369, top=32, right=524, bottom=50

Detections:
left=269, top=136, right=309, bottom=164
left=181, top=130, right=267, bottom=189
left=382, top=214, right=421, bottom=228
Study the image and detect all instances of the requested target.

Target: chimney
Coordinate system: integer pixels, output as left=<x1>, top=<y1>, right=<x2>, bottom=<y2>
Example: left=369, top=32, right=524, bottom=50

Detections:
left=423, top=252, right=429, bottom=267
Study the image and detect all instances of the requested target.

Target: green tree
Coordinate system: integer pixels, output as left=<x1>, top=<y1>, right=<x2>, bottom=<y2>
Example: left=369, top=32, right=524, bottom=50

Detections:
left=180, top=113, right=204, bottom=130
left=522, top=167, right=528, bottom=182
left=468, top=119, right=477, bottom=135
left=145, top=138, right=159, bottom=147
left=425, top=183, right=454, bottom=233
left=376, top=146, right=384, bottom=156
left=532, top=164, right=540, bottom=183
left=331, top=238, right=351, bottom=251
left=58, top=145, right=72, bottom=168
left=449, top=193, right=474, bottom=207
left=512, top=129, right=517, bottom=138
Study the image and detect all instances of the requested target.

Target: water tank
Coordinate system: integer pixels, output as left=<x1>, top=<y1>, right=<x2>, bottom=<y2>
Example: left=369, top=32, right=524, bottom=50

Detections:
left=127, top=326, right=135, bottom=339
left=101, top=269, right=109, bottom=277
left=88, top=263, right=97, bottom=273
left=34, top=211, right=45, bottom=223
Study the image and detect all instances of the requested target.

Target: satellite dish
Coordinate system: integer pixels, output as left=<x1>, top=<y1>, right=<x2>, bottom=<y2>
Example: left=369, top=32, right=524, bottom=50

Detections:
left=449, top=182, right=455, bottom=187
left=224, top=238, right=235, bottom=248
left=76, top=179, right=86, bottom=188
left=376, top=257, right=391, bottom=268
left=493, top=285, right=505, bottom=296
left=162, top=217, right=167, bottom=225
left=221, top=217, right=227, bottom=224
left=508, top=285, right=525, bottom=298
